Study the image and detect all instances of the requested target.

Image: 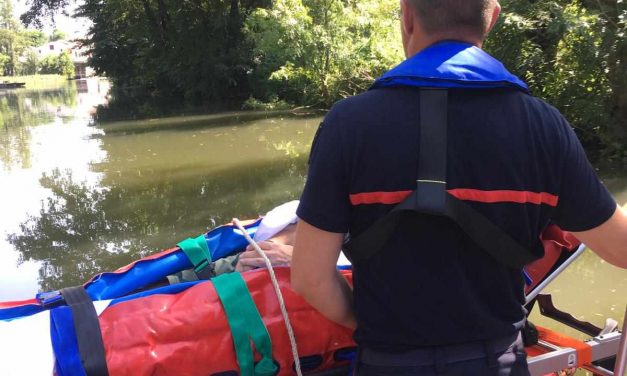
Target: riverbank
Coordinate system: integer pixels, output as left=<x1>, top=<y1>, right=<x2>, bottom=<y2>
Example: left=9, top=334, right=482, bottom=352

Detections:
left=0, top=75, right=69, bottom=90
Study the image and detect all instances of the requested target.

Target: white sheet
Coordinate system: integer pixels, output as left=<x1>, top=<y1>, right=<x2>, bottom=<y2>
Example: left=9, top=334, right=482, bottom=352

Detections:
left=0, top=300, right=111, bottom=376
left=253, top=200, right=299, bottom=242
left=253, top=200, right=352, bottom=267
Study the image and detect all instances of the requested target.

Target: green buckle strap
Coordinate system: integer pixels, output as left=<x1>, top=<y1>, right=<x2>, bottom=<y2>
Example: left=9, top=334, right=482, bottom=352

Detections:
left=177, top=235, right=212, bottom=273
left=213, top=273, right=278, bottom=376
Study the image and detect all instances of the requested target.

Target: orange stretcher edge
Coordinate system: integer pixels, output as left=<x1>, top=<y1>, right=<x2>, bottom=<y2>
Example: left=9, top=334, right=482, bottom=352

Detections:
left=525, top=325, right=593, bottom=365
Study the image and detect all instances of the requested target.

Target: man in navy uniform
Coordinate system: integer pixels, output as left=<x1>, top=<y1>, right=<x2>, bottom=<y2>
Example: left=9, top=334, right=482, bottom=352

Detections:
left=291, top=0, right=627, bottom=375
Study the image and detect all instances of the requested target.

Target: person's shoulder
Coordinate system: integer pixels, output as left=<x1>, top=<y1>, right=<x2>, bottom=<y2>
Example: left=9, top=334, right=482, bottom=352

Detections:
left=330, top=88, right=397, bottom=112
left=486, top=89, right=572, bottom=135
left=524, top=93, right=566, bottom=119
left=324, top=88, right=417, bottom=128
left=495, top=90, right=565, bottom=124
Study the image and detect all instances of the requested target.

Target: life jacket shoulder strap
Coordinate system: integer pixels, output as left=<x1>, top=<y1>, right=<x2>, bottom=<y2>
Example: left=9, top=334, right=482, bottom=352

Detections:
left=344, top=89, right=539, bottom=269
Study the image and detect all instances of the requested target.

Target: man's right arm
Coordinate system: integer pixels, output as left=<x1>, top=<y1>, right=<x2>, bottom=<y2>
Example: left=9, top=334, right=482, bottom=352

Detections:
left=548, top=110, right=626, bottom=268
left=571, top=204, right=627, bottom=269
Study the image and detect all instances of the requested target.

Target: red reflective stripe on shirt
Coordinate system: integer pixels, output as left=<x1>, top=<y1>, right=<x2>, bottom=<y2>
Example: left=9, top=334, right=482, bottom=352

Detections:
left=349, top=191, right=412, bottom=205
left=350, top=189, right=559, bottom=207
left=447, top=189, right=559, bottom=207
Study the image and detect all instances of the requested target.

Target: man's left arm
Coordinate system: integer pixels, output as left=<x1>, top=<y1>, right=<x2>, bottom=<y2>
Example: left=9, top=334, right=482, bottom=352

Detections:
left=291, top=220, right=356, bottom=329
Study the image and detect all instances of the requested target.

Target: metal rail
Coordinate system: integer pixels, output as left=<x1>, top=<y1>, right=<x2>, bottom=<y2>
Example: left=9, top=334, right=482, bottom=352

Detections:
left=525, top=243, right=587, bottom=305
left=527, top=331, right=623, bottom=376
left=614, top=306, right=626, bottom=376
left=523, top=243, right=626, bottom=376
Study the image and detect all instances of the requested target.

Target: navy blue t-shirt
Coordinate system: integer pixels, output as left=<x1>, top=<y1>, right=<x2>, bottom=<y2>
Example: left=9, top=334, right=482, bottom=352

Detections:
left=297, top=86, right=616, bottom=351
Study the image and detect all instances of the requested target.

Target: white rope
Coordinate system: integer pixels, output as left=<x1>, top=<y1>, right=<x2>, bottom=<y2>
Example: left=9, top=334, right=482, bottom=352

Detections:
left=232, top=218, right=303, bottom=376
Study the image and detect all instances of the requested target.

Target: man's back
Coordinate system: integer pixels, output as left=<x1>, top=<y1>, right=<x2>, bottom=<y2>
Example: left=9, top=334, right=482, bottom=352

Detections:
left=291, top=2, right=625, bottom=374
left=298, top=86, right=616, bottom=350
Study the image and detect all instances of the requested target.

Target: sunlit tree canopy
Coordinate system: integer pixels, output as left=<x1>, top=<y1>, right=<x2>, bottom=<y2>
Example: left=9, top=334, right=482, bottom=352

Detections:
left=17, top=0, right=627, bottom=160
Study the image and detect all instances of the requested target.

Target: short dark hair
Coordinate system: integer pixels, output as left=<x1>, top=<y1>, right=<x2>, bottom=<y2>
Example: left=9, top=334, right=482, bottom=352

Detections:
left=407, top=0, right=493, bottom=39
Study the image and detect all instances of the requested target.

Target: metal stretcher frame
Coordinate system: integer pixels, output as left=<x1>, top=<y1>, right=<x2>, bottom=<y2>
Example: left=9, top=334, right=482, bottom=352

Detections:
left=528, top=327, right=624, bottom=375
left=522, top=243, right=626, bottom=376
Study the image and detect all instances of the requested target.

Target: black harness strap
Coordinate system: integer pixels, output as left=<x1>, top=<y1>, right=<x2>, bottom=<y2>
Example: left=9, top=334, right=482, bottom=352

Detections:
left=415, top=89, right=448, bottom=214
left=60, top=286, right=109, bottom=376
left=344, top=88, right=539, bottom=269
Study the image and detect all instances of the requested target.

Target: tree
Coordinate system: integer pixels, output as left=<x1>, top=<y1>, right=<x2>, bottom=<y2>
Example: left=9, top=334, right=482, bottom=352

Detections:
left=39, top=51, right=75, bottom=77
left=0, top=0, right=19, bottom=76
left=57, top=50, right=74, bottom=77
left=17, top=0, right=627, bottom=159
left=22, top=29, right=46, bottom=47
left=20, top=0, right=70, bottom=29
left=20, top=49, right=39, bottom=75
left=49, top=28, right=66, bottom=41
left=0, top=0, right=46, bottom=76
left=485, top=0, right=627, bottom=160
left=74, top=0, right=270, bottom=109
left=246, top=0, right=403, bottom=106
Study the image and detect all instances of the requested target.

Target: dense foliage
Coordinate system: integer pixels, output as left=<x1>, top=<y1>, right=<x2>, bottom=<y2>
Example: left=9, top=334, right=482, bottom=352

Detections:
left=245, top=0, right=403, bottom=106
left=48, top=28, right=66, bottom=41
left=0, top=0, right=48, bottom=76
left=20, top=0, right=627, bottom=159
left=73, top=0, right=271, bottom=114
left=0, top=1, right=72, bottom=76
left=38, top=51, right=75, bottom=77
left=486, top=0, right=627, bottom=160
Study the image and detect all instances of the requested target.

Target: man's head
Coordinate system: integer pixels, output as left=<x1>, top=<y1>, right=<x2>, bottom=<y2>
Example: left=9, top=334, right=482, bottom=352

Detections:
left=400, top=0, right=501, bottom=56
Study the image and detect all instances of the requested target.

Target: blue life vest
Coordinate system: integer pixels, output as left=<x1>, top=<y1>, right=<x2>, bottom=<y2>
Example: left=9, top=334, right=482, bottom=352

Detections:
left=371, top=41, right=528, bottom=92
left=345, top=40, right=539, bottom=272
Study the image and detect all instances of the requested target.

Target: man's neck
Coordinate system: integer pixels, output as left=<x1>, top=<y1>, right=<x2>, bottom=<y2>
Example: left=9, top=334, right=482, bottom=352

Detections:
left=405, top=34, right=483, bottom=58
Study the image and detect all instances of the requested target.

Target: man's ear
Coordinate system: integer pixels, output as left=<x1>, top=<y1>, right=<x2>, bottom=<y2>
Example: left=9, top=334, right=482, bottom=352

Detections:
left=486, top=2, right=501, bottom=34
left=400, top=0, right=415, bottom=36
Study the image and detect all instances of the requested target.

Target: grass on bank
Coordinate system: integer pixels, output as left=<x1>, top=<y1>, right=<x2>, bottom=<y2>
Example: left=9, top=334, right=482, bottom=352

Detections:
left=0, top=75, right=69, bottom=90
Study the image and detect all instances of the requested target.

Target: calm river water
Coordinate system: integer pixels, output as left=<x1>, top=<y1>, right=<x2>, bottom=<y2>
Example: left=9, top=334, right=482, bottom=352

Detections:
left=0, top=81, right=624, bottom=348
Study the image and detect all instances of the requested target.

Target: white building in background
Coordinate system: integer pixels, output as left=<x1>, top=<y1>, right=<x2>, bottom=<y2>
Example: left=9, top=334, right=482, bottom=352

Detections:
left=32, top=40, right=94, bottom=79
left=35, top=40, right=73, bottom=58
left=68, top=44, right=92, bottom=79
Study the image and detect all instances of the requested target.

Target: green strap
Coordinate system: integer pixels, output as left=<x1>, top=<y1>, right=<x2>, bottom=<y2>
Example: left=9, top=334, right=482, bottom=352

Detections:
left=177, top=235, right=212, bottom=273
left=213, top=273, right=277, bottom=376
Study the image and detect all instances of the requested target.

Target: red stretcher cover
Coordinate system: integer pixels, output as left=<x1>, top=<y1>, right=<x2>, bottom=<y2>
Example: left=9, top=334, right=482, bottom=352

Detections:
left=99, top=267, right=355, bottom=376
left=526, top=224, right=581, bottom=294
left=96, top=225, right=577, bottom=375
left=3, top=224, right=579, bottom=376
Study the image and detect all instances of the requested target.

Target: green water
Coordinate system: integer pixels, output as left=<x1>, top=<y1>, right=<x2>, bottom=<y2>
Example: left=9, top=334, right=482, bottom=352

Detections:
left=0, top=82, right=624, bottom=364
left=0, top=79, right=319, bottom=296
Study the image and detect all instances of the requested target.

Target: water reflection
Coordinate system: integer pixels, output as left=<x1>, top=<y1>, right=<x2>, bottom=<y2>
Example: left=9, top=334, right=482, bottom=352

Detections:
left=0, top=79, right=111, bottom=300
left=0, top=125, right=32, bottom=170
left=7, top=119, right=313, bottom=291
left=0, top=84, right=79, bottom=171
left=0, top=85, right=78, bottom=129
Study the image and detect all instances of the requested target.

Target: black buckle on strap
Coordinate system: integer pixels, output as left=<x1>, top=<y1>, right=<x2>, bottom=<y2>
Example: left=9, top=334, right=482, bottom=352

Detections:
left=415, top=179, right=447, bottom=215
left=37, top=290, right=65, bottom=309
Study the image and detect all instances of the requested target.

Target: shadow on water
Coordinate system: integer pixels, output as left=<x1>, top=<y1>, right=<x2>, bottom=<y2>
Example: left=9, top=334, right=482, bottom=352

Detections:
left=0, top=84, right=79, bottom=171
left=7, top=154, right=308, bottom=291
left=96, top=109, right=324, bottom=137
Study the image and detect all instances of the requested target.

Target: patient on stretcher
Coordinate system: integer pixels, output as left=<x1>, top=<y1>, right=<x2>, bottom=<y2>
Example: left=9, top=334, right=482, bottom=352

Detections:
left=167, top=201, right=349, bottom=284
left=205, top=200, right=298, bottom=276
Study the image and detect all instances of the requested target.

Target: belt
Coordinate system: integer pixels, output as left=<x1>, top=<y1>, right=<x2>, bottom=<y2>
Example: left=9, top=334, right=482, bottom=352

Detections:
left=359, top=332, right=522, bottom=367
